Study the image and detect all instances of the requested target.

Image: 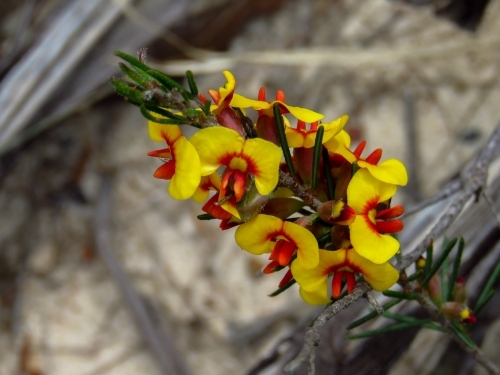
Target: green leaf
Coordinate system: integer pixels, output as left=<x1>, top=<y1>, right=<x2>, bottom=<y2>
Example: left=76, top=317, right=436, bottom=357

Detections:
left=203, top=99, right=212, bottom=116
left=311, top=125, right=324, bottom=190
left=140, top=105, right=184, bottom=125
left=115, top=51, right=151, bottom=73
left=273, top=103, right=295, bottom=177
left=347, top=299, right=403, bottom=330
left=450, top=322, right=475, bottom=348
left=425, top=242, right=433, bottom=278
left=197, top=214, right=215, bottom=220
left=406, top=270, right=424, bottom=282
left=144, top=105, right=187, bottom=121
left=383, top=290, right=419, bottom=300
left=186, top=70, right=198, bottom=95
left=474, top=289, right=495, bottom=315
left=382, top=312, right=445, bottom=332
left=475, top=261, right=500, bottom=313
left=118, top=63, right=150, bottom=87
left=422, top=238, right=458, bottom=286
left=268, top=279, right=296, bottom=297
left=110, top=78, right=143, bottom=105
left=147, top=69, right=192, bottom=101
left=447, top=237, right=464, bottom=301
left=347, top=320, right=427, bottom=339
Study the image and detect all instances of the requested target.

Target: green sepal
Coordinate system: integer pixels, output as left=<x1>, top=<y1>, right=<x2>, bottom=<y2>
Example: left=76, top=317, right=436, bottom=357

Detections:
left=346, top=299, right=403, bottom=330
left=311, top=125, right=324, bottom=190
left=197, top=214, right=215, bottom=220
left=422, top=237, right=458, bottom=286
left=268, top=279, right=296, bottom=297
left=186, top=70, right=198, bottom=95
left=273, top=103, right=295, bottom=177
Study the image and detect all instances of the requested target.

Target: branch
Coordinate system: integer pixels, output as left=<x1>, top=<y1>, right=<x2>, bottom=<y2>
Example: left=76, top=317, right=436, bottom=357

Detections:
left=279, top=171, right=322, bottom=211
left=397, top=122, right=500, bottom=271
left=283, top=282, right=372, bottom=374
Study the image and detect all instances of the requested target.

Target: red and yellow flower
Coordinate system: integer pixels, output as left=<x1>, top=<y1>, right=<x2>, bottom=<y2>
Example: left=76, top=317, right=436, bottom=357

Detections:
left=192, top=173, right=221, bottom=203
left=291, top=248, right=399, bottom=305
left=147, top=121, right=201, bottom=200
left=235, top=214, right=319, bottom=269
left=190, top=126, right=282, bottom=218
left=347, top=169, right=404, bottom=264
left=325, top=134, right=408, bottom=186
left=286, top=115, right=349, bottom=149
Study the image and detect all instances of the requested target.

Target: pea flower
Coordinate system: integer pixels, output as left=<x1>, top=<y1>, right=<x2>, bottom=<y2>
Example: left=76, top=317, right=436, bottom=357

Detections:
left=291, top=248, right=399, bottom=305
left=147, top=121, right=201, bottom=200
left=190, top=126, right=282, bottom=219
left=286, top=115, right=349, bottom=149
left=326, top=133, right=408, bottom=186
left=235, top=214, right=319, bottom=269
left=192, top=173, right=221, bottom=203
left=347, top=169, right=404, bottom=264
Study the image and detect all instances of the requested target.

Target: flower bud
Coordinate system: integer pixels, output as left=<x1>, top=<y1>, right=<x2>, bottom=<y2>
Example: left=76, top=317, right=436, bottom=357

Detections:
left=317, top=199, right=356, bottom=225
left=416, top=256, right=426, bottom=271
left=441, top=302, right=476, bottom=324
left=427, top=274, right=442, bottom=306
left=452, top=277, right=467, bottom=304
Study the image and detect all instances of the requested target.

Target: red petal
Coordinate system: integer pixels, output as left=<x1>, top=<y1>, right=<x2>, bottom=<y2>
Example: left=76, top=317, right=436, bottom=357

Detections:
left=365, top=148, right=382, bottom=165
left=148, top=147, right=171, bottom=158
left=297, top=120, right=306, bottom=130
left=278, top=269, right=293, bottom=288
left=263, top=261, right=281, bottom=274
left=332, top=271, right=344, bottom=298
left=278, top=241, right=296, bottom=266
left=269, top=239, right=285, bottom=262
left=258, top=87, right=266, bottom=101
left=376, top=205, right=404, bottom=219
left=199, top=93, right=207, bottom=104
left=233, top=171, right=247, bottom=202
left=276, top=90, right=285, bottom=102
left=353, top=140, right=366, bottom=158
left=153, top=161, right=176, bottom=180
left=376, top=220, right=404, bottom=234
left=208, top=89, right=220, bottom=103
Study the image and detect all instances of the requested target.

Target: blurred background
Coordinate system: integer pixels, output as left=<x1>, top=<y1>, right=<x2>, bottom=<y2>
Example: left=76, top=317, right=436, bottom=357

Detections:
left=1, top=0, right=500, bottom=374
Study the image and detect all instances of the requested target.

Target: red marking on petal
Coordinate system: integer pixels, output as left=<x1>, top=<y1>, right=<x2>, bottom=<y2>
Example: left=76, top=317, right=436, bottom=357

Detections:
left=263, top=261, right=280, bottom=274
left=346, top=272, right=356, bottom=293
left=153, top=161, right=176, bottom=180
left=199, top=93, right=207, bottom=104
left=202, top=195, right=232, bottom=220
left=332, top=272, right=343, bottom=298
left=330, top=153, right=348, bottom=168
left=311, top=122, right=318, bottom=131
left=258, top=87, right=266, bottom=101
left=365, top=148, right=382, bottom=165
left=220, top=218, right=240, bottom=230
left=353, top=140, right=366, bottom=158
left=148, top=147, right=171, bottom=158
left=376, top=220, right=403, bottom=234
left=334, top=204, right=356, bottom=225
left=276, top=90, right=285, bottom=102
left=362, top=214, right=379, bottom=234
left=278, top=241, right=296, bottom=266
left=362, top=196, right=380, bottom=215
left=278, top=269, right=293, bottom=288
left=208, top=89, right=220, bottom=104
left=376, top=205, right=404, bottom=219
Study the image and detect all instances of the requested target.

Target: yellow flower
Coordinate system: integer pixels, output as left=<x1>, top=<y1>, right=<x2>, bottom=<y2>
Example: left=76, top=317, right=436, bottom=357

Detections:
left=235, top=214, right=319, bottom=269
left=291, top=248, right=399, bottom=305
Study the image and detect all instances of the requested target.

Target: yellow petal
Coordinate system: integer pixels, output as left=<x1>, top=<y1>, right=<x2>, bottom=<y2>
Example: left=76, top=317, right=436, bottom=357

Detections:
left=168, top=136, right=201, bottom=200
left=148, top=121, right=182, bottom=144
left=231, top=93, right=269, bottom=109
left=218, top=70, right=236, bottom=105
left=360, top=159, right=408, bottom=186
left=281, top=103, right=324, bottom=123
left=349, top=215, right=400, bottom=263
left=285, top=127, right=306, bottom=148
left=192, top=173, right=221, bottom=204
left=190, top=127, right=245, bottom=176
left=347, top=169, right=397, bottom=213
left=299, top=284, right=331, bottom=305
left=243, top=138, right=282, bottom=196
left=235, top=214, right=283, bottom=255
left=324, top=130, right=353, bottom=159
left=346, top=248, right=399, bottom=291
left=283, top=221, right=319, bottom=269
left=221, top=198, right=241, bottom=219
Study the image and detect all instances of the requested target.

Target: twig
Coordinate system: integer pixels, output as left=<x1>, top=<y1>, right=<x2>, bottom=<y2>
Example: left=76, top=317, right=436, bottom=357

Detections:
left=397, top=122, right=500, bottom=272
left=279, top=171, right=322, bottom=211
left=94, top=174, right=193, bottom=375
left=365, top=292, right=384, bottom=314
left=283, top=282, right=372, bottom=374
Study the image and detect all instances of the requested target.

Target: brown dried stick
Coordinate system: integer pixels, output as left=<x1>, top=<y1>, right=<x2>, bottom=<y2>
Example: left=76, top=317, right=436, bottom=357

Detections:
left=397, top=121, right=500, bottom=272
left=283, top=282, right=372, bottom=374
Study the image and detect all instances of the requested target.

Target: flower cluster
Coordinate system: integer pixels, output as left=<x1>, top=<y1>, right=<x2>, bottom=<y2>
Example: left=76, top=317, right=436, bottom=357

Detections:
left=147, top=70, right=408, bottom=305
